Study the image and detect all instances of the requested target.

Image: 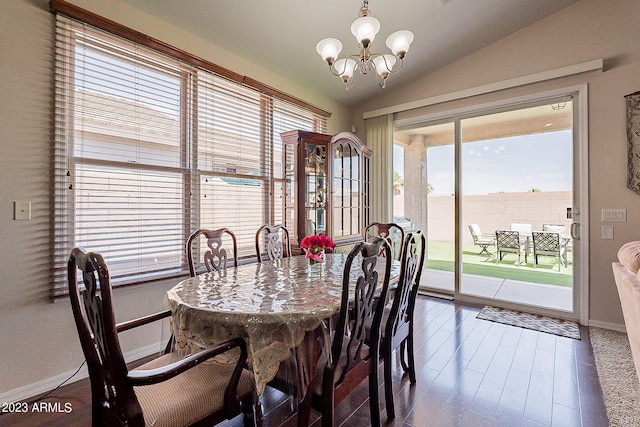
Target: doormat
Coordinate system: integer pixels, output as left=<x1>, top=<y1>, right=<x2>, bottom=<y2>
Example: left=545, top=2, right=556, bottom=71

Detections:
left=476, top=306, right=581, bottom=340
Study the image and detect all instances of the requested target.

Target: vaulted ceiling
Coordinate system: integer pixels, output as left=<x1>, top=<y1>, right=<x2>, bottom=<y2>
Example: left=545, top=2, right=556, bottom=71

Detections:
left=120, top=0, right=578, bottom=107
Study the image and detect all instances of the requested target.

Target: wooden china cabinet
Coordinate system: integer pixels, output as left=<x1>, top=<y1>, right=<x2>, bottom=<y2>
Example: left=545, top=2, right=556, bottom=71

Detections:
left=280, top=130, right=372, bottom=253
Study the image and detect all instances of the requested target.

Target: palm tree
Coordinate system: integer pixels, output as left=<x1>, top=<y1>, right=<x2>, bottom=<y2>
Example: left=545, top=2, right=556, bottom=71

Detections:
left=394, top=171, right=433, bottom=194
left=393, top=171, right=404, bottom=195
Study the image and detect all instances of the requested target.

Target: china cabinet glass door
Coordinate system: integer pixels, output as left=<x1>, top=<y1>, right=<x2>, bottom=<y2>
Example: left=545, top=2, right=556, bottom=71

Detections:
left=333, top=142, right=362, bottom=239
left=304, top=143, right=327, bottom=236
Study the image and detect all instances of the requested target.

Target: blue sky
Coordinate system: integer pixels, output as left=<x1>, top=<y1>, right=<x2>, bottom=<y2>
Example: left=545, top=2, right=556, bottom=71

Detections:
left=395, top=130, right=573, bottom=195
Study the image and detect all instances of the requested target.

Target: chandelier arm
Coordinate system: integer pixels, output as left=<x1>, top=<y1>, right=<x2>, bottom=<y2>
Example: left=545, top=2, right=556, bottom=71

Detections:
left=344, top=76, right=356, bottom=90
left=391, top=57, right=405, bottom=73
left=374, top=71, right=386, bottom=88
left=328, top=63, right=343, bottom=77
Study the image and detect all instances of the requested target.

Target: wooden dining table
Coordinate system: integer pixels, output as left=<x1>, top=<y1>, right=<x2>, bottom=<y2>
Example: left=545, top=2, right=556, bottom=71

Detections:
left=165, top=253, right=400, bottom=402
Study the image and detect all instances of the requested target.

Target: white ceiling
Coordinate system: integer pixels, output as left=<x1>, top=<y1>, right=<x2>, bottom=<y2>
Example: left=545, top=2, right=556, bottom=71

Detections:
left=119, top=0, right=577, bottom=107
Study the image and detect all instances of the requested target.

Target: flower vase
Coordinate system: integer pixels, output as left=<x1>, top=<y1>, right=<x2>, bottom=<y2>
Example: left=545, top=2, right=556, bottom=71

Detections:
left=304, top=248, right=325, bottom=265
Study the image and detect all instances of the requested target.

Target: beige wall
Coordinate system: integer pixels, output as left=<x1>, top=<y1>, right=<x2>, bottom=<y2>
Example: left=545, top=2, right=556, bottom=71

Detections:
left=426, top=192, right=573, bottom=244
left=356, top=0, right=640, bottom=328
left=0, top=0, right=351, bottom=396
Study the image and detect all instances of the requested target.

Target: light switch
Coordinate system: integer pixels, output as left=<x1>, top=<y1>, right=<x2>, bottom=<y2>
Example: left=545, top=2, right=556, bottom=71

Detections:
left=602, top=208, right=627, bottom=222
left=14, top=201, right=31, bottom=220
left=602, top=225, right=614, bottom=240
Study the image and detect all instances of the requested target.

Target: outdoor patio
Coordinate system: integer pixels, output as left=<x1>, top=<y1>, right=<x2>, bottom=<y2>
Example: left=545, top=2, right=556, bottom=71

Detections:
left=419, top=241, right=573, bottom=312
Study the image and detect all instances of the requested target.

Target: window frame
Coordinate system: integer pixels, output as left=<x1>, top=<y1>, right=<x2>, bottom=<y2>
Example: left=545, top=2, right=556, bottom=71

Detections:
left=52, top=7, right=327, bottom=299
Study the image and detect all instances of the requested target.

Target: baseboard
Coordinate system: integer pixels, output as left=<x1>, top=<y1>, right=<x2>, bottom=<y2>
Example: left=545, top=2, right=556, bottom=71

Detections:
left=0, top=341, right=165, bottom=404
left=588, top=319, right=627, bottom=333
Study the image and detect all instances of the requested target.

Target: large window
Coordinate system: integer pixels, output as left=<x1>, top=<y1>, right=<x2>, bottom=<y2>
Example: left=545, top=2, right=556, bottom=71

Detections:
left=52, top=16, right=326, bottom=297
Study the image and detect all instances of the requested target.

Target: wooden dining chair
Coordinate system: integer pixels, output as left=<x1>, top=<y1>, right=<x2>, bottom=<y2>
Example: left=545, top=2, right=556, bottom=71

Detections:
left=186, top=228, right=238, bottom=276
left=254, top=224, right=291, bottom=262
left=377, top=231, right=426, bottom=421
left=297, top=237, right=392, bottom=427
left=67, top=247, right=260, bottom=427
left=365, top=222, right=405, bottom=261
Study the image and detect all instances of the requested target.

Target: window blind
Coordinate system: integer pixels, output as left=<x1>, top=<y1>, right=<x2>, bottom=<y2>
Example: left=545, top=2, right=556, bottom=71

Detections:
left=53, top=15, right=326, bottom=298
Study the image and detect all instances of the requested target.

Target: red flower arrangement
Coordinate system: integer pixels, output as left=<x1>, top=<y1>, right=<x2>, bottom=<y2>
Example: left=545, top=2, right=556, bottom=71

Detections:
left=300, top=234, right=334, bottom=264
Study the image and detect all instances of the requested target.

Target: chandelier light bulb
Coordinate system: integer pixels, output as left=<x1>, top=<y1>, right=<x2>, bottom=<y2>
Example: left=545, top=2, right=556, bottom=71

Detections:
left=316, top=38, right=343, bottom=65
left=351, top=16, right=381, bottom=48
left=334, top=58, right=357, bottom=81
left=372, top=54, right=397, bottom=76
left=386, top=30, right=414, bottom=59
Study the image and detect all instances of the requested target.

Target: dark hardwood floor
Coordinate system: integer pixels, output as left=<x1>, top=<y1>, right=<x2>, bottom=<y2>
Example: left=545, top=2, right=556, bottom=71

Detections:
left=1, top=296, right=608, bottom=426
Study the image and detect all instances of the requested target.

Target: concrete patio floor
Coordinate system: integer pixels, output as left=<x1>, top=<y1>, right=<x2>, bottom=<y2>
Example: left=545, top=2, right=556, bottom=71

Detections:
left=420, top=268, right=573, bottom=312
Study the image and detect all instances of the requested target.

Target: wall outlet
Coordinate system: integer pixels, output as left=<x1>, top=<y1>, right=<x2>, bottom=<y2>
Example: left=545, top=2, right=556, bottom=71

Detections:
left=14, top=201, right=31, bottom=220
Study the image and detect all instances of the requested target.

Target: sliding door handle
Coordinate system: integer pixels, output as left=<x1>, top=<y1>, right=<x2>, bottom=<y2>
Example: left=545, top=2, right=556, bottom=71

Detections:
left=571, top=223, right=580, bottom=240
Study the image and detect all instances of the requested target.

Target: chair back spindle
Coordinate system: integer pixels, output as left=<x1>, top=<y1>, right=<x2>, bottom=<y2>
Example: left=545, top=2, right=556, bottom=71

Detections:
left=187, top=228, right=238, bottom=276
left=255, top=224, right=291, bottom=262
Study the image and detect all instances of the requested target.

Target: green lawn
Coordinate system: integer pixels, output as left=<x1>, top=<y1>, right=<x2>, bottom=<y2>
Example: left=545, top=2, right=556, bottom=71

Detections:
left=425, top=241, right=573, bottom=288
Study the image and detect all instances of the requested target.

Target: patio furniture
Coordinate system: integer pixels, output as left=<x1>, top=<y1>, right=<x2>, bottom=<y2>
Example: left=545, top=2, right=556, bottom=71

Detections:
left=543, top=224, right=572, bottom=262
left=542, top=224, right=567, bottom=234
left=495, top=230, right=527, bottom=266
left=468, top=224, right=494, bottom=256
left=532, top=231, right=567, bottom=271
left=510, top=223, right=533, bottom=255
left=510, top=223, right=532, bottom=235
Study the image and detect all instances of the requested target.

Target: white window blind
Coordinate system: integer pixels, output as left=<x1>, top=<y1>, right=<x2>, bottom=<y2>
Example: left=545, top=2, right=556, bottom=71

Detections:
left=53, top=15, right=326, bottom=298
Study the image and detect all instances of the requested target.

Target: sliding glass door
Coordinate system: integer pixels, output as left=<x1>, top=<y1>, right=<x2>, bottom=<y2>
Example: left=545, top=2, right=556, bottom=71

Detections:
left=394, top=122, right=456, bottom=294
left=459, top=102, right=574, bottom=312
left=394, top=92, right=583, bottom=319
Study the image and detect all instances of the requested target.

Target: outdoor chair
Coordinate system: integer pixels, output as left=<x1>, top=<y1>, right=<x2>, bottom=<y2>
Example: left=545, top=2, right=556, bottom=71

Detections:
left=543, top=224, right=572, bottom=263
left=67, top=248, right=259, bottom=427
left=186, top=228, right=238, bottom=276
left=495, top=230, right=527, bottom=266
left=532, top=231, right=567, bottom=271
left=468, top=224, right=494, bottom=256
left=255, top=224, right=291, bottom=262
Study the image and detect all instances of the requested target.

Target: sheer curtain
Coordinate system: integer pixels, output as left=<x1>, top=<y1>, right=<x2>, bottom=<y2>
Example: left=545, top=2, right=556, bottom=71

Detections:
left=365, top=114, right=394, bottom=223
